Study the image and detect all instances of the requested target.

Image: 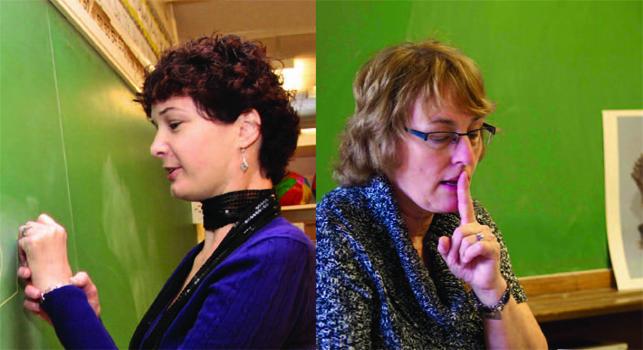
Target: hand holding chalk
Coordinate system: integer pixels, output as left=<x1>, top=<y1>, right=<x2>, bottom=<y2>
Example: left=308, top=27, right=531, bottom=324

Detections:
left=17, top=214, right=73, bottom=292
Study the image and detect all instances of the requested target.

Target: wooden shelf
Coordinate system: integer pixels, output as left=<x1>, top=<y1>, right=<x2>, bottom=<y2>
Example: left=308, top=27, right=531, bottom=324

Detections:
left=285, top=127, right=316, bottom=241
left=281, top=203, right=316, bottom=224
left=294, top=128, right=316, bottom=157
left=528, top=288, right=643, bottom=322
left=281, top=204, right=316, bottom=241
left=295, top=145, right=315, bottom=157
left=293, top=96, right=316, bottom=128
left=520, top=269, right=643, bottom=323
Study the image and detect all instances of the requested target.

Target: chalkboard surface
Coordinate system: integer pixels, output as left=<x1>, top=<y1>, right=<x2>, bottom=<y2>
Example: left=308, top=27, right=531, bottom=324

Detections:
left=317, top=1, right=642, bottom=276
left=0, top=1, right=194, bottom=347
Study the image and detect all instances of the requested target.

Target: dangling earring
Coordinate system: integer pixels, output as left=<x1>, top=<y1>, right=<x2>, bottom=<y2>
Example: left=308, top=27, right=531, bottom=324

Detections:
left=240, top=148, right=249, bottom=172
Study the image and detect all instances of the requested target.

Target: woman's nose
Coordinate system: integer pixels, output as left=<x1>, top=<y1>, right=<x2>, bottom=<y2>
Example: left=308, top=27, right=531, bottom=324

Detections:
left=150, top=132, right=168, bottom=158
left=451, top=136, right=476, bottom=166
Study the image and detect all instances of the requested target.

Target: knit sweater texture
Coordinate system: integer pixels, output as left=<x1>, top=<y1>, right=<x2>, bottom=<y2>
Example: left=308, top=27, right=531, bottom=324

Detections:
left=316, top=176, right=526, bottom=349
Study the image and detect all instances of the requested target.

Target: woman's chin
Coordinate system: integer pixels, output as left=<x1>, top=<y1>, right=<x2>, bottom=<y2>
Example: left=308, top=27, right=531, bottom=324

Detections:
left=172, top=187, right=217, bottom=202
left=428, top=199, right=458, bottom=214
left=444, top=200, right=459, bottom=213
left=170, top=186, right=199, bottom=202
left=415, top=200, right=458, bottom=215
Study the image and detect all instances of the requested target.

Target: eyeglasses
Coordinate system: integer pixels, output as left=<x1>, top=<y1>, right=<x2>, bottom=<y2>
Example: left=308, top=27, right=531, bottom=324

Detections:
left=404, top=123, right=496, bottom=150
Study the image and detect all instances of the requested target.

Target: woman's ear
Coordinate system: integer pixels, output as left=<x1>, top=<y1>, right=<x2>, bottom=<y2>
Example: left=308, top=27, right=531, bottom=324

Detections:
left=238, top=109, right=262, bottom=148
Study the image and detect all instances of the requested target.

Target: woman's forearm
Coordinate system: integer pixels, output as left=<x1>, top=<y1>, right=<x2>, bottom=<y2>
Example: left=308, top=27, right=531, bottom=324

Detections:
left=484, top=299, right=547, bottom=349
left=41, top=285, right=117, bottom=349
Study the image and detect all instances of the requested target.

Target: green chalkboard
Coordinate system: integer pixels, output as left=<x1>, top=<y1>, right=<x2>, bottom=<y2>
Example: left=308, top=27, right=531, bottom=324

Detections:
left=317, top=1, right=642, bottom=276
left=0, top=1, right=194, bottom=347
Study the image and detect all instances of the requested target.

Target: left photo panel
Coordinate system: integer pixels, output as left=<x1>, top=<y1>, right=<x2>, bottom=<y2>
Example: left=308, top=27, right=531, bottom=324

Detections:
left=1, top=0, right=316, bottom=348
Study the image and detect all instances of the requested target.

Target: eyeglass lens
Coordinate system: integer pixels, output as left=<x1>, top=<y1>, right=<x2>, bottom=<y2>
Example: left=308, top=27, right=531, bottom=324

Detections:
left=428, top=128, right=493, bottom=150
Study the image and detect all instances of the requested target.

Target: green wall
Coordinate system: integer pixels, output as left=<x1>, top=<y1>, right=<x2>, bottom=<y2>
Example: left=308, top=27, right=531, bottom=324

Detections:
left=317, top=1, right=642, bottom=276
left=0, top=1, right=194, bottom=348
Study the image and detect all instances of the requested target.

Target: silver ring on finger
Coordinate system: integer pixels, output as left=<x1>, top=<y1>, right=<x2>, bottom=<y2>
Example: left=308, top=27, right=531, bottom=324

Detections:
left=475, top=232, right=484, bottom=242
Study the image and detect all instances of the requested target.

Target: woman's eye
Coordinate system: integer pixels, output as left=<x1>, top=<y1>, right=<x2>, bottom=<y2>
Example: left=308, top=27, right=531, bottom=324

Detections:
left=427, top=133, right=452, bottom=143
left=169, top=122, right=182, bottom=130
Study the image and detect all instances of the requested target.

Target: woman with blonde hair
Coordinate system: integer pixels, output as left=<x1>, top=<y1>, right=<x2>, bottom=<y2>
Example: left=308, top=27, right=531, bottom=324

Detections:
left=316, top=40, right=547, bottom=349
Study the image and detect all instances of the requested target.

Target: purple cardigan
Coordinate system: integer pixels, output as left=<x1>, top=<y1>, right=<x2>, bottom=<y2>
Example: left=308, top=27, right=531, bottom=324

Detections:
left=41, top=217, right=315, bottom=349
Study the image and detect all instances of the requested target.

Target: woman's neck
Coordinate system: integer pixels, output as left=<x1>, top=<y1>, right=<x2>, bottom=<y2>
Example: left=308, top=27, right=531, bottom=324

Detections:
left=198, top=175, right=273, bottom=261
left=391, top=185, right=434, bottom=260
left=199, top=224, right=233, bottom=263
left=220, top=169, right=273, bottom=194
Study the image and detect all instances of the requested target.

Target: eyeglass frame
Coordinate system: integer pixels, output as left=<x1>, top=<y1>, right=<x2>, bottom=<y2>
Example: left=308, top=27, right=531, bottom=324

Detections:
left=404, top=123, right=497, bottom=149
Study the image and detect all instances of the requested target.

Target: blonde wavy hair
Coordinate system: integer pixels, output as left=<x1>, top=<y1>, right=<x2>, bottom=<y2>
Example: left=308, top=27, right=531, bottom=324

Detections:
left=334, top=39, right=495, bottom=186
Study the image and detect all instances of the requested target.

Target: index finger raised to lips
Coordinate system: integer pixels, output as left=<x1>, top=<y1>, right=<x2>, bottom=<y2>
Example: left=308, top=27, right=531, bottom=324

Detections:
left=457, top=171, right=476, bottom=224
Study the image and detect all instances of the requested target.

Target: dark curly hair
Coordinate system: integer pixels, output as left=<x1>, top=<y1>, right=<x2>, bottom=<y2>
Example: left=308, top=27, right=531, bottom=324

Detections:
left=135, top=34, right=300, bottom=184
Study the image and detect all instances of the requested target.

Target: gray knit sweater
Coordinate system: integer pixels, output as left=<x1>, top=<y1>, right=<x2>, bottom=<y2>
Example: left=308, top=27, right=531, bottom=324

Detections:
left=316, top=176, right=527, bottom=349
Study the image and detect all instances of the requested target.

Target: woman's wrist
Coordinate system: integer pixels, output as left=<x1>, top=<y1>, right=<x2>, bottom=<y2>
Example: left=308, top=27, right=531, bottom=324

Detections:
left=41, top=282, right=73, bottom=301
left=32, top=262, right=73, bottom=291
left=472, top=277, right=508, bottom=307
left=472, top=282, right=511, bottom=320
left=37, top=277, right=72, bottom=292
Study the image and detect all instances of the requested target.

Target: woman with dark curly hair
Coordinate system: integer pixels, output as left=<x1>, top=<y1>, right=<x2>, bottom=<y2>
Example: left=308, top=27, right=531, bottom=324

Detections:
left=16, top=35, right=315, bottom=349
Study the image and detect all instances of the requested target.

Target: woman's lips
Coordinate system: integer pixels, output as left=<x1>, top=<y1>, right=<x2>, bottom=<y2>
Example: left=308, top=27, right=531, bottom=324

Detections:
left=439, top=180, right=458, bottom=191
left=166, top=167, right=181, bottom=181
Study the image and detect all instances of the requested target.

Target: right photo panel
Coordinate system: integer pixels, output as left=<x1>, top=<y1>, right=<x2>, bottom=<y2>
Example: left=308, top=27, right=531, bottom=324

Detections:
left=315, top=1, right=643, bottom=349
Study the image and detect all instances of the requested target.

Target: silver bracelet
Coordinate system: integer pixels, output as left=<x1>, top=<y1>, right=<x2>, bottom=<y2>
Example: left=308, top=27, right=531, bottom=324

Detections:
left=40, top=283, right=72, bottom=302
left=472, top=285, right=511, bottom=320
